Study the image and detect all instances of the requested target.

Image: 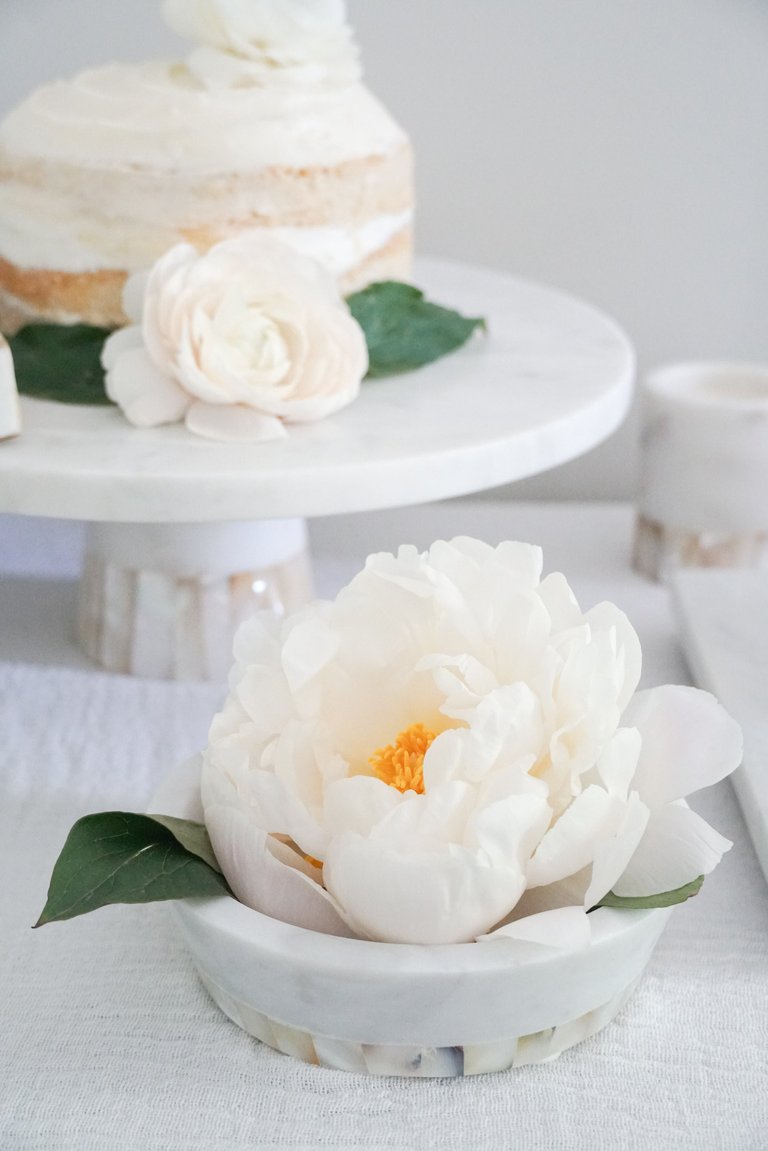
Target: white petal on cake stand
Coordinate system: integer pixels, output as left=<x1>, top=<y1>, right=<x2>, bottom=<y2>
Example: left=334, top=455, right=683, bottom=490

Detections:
left=0, top=258, right=635, bottom=680
left=0, top=336, right=21, bottom=441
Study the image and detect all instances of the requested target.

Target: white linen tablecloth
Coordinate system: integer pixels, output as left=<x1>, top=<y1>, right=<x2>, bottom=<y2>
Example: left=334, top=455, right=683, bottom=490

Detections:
left=1, top=502, right=767, bottom=1151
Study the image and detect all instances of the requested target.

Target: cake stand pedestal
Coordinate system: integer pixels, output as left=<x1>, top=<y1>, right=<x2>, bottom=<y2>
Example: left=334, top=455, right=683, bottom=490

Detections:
left=0, top=259, right=635, bottom=680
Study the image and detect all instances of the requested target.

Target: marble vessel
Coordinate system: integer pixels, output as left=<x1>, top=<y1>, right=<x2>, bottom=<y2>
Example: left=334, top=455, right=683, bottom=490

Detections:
left=634, top=362, right=768, bottom=580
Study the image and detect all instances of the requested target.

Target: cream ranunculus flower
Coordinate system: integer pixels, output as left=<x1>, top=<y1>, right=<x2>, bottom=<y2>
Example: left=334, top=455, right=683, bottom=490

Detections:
left=101, top=237, right=368, bottom=442
left=201, top=539, right=742, bottom=946
left=162, top=0, right=361, bottom=89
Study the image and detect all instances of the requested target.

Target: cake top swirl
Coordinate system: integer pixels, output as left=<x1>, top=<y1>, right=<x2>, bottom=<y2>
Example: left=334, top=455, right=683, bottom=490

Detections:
left=162, top=0, right=362, bottom=90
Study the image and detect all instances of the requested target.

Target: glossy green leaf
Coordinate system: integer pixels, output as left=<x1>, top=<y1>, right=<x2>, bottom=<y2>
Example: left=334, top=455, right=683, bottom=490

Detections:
left=347, top=281, right=486, bottom=378
left=8, top=323, right=113, bottom=405
left=35, top=812, right=229, bottom=927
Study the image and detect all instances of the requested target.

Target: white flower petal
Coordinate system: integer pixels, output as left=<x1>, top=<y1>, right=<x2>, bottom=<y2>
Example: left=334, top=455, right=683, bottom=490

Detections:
left=527, top=785, right=621, bottom=888
left=612, top=803, right=732, bottom=897
left=101, top=325, right=144, bottom=372
left=324, top=833, right=525, bottom=944
left=625, top=686, right=743, bottom=808
left=585, top=601, right=643, bottom=712
left=281, top=610, right=339, bottom=694
left=204, top=803, right=356, bottom=937
left=467, top=791, right=552, bottom=870
left=104, top=347, right=190, bottom=427
left=0, top=338, right=21, bottom=441
left=322, top=776, right=402, bottom=840
left=583, top=792, right=650, bottom=909
left=596, top=727, right=642, bottom=801
left=538, top=571, right=584, bottom=631
left=184, top=401, right=287, bottom=442
left=481, top=906, right=592, bottom=951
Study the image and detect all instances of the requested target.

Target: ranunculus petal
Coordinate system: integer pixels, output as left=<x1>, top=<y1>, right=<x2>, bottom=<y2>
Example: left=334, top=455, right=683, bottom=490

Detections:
left=480, top=906, right=592, bottom=951
left=101, top=325, right=144, bottom=372
left=324, top=832, right=525, bottom=944
left=625, top=685, right=744, bottom=808
left=104, top=346, right=190, bottom=427
left=612, top=802, right=732, bottom=897
left=184, top=401, right=287, bottom=442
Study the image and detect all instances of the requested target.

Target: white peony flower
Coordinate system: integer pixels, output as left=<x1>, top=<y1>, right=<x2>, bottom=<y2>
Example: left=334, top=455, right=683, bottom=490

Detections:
left=0, top=335, right=21, bottom=441
left=163, top=0, right=361, bottom=89
left=202, top=539, right=742, bottom=946
left=102, top=237, right=368, bottom=443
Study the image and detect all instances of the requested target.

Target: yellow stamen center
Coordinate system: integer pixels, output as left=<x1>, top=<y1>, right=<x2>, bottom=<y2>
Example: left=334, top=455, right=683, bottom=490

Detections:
left=369, top=723, right=437, bottom=795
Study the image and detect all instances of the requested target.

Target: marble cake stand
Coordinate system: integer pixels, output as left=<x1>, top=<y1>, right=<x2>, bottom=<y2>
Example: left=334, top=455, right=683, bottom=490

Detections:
left=0, top=259, right=635, bottom=680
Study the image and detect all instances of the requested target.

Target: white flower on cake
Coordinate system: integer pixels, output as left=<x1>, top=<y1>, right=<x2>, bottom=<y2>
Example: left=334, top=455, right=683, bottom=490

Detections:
left=202, top=538, right=742, bottom=946
left=163, top=0, right=361, bottom=89
left=101, top=236, right=368, bottom=443
left=0, top=335, right=21, bottom=441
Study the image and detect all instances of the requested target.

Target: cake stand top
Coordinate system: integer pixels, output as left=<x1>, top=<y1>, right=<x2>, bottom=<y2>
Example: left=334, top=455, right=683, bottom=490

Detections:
left=0, top=258, right=634, bottom=523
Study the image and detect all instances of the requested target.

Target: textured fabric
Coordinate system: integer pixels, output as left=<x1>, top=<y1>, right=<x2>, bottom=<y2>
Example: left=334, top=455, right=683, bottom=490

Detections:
left=1, top=504, right=767, bottom=1150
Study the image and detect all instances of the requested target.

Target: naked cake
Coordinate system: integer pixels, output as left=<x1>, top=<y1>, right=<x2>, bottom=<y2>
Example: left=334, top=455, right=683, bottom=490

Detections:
left=0, top=0, right=414, bottom=333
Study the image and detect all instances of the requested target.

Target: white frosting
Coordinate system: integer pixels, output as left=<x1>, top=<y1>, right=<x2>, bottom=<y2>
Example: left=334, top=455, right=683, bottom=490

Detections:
left=0, top=62, right=405, bottom=172
left=266, top=212, right=412, bottom=280
left=162, top=0, right=361, bottom=89
left=0, top=179, right=411, bottom=274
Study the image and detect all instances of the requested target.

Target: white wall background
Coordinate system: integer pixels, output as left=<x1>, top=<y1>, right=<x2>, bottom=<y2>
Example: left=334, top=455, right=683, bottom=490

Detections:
left=1, top=0, right=767, bottom=501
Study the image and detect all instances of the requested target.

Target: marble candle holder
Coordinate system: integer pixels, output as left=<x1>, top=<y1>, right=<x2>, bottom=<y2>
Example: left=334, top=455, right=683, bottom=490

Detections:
left=153, top=760, right=671, bottom=1078
left=0, top=335, right=21, bottom=441
left=634, top=362, right=768, bottom=581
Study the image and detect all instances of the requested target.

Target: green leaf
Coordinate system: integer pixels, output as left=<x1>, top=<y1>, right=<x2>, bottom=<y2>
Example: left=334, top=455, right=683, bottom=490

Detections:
left=148, top=814, right=223, bottom=874
left=34, top=812, right=230, bottom=927
left=347, top=281, right=486, bottom=378
left=7, top=323, right=113, bottom=406
left=594, top=875, right=705, bottom=911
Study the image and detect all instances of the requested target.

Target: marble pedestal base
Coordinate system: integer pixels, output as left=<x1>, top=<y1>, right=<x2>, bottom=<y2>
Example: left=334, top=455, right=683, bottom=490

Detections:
left=77, top=519, right=311, bottom=681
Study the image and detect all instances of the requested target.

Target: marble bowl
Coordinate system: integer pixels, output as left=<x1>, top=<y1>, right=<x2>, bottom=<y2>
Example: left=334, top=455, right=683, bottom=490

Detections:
left=154, top=761, right=671, bottom=1077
